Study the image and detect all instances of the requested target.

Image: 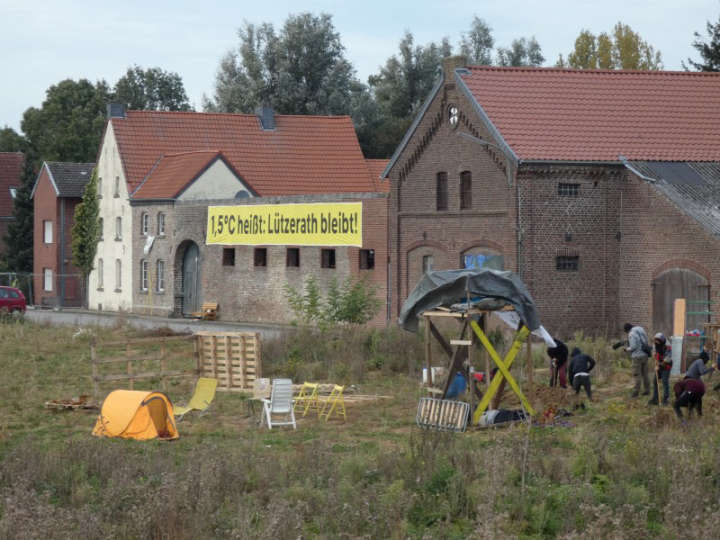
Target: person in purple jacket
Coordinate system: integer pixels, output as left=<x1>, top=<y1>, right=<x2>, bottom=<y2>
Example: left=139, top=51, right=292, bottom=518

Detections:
left=673, top=378, right=705, bottom=419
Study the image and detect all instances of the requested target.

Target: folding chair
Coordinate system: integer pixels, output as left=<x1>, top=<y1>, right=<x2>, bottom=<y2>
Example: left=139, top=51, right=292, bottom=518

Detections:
left=174, top=377, right=218, bottom=421
left=261, top=378, right=297, bottom=429
left=319, top=385, right=346, bottom=422
left=294, top=382, right=320, bottom=417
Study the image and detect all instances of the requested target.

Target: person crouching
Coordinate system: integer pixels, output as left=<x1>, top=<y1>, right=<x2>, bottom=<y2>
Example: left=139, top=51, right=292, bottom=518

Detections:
left=568, top=347, right=596, bottom=407
left=673, top=378, right=705, bottom=420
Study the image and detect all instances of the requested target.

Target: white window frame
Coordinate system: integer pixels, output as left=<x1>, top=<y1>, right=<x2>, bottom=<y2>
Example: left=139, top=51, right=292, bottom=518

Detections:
left=98, top=217, right=103, bottom=241
left=115, top=259, right=122, bottom=291
left=115, top=217, right=122, bottom=240
left=141, top=213, right=149, bottom=236
left=114, top=176, right=120, bottom=197
left=157, top=260, right=165, bottom=292
left=43, top=220, right=53, bottom=244
left=43, top=268, right=53, bottom=292
left=97, top=258, right=104, bottom=289
left=140, top=260, right=148, bottom=291
left=157, top=213, right=165, bottom=236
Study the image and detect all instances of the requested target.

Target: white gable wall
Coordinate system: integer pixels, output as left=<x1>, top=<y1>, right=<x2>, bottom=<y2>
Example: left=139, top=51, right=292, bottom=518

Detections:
left=88, top=122, right=134, bottom=311
left=178, top=159, right=252, bottom=201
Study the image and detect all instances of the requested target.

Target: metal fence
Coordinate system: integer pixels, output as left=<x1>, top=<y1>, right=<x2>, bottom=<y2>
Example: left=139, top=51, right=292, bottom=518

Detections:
left=0, top=272, right=85, bottom=308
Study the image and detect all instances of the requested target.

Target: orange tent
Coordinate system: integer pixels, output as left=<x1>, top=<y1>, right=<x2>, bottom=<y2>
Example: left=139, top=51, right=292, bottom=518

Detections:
left=92, top=390, right=179, bottom=440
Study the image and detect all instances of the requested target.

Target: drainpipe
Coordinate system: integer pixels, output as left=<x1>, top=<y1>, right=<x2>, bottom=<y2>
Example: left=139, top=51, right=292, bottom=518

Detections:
left=59, top=198, right=65, bottom=308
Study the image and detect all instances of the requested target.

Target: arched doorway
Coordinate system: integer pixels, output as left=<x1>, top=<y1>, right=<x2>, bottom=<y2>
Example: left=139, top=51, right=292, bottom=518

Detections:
left=652, top=268, right=709, bottom=338
left=174, top=241, right=200, bottom=317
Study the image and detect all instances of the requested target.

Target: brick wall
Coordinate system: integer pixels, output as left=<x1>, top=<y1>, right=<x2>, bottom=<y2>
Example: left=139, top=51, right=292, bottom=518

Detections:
left=388, top=70, right=517, bottom=320
left=33, top=168, right=57, bottom=306
left=131, top=193, right=389, bottom=326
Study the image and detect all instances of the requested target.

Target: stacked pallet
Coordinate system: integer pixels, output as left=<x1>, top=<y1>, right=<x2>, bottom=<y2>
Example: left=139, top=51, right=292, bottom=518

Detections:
left=195, top=331, right=261, bottom=392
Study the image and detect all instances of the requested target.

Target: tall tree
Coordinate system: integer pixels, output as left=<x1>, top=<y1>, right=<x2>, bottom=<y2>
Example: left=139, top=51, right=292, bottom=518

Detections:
left=71, top=168, right=101, bottom=308
left=686, top=13, right=720, bottom=71
left=2, top=149, right=37, bottom=272
left=0, top=127, right=27, bottom=153
left=460, top=17, right=494, bottom=65
left=113, top=65, right=192, bottom=111
left=560, top=23, right=662, bottom=70
left=206, top=13, right=359, bottom=116
left=497, top=37, right=545, bottom=67
left=21, top=79, right=110, bottom=164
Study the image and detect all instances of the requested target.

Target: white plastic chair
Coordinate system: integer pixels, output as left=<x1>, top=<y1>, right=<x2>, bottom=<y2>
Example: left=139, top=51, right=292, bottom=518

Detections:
left=261, top=378, right=297, bottom=429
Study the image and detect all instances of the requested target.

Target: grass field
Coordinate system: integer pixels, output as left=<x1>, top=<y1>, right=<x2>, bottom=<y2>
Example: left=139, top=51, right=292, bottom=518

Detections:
left=1, top=318, right=720, bottom=539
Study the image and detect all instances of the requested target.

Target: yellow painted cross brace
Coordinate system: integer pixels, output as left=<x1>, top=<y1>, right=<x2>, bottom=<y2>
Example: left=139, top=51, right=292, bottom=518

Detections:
left=471, top=321, right=535, bottom=425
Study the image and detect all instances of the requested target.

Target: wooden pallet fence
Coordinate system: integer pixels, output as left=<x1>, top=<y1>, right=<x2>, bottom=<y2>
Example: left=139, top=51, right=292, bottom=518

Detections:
left=195, top=331, right=261, bottom=392
left=91, top=335, right=199, bottom=400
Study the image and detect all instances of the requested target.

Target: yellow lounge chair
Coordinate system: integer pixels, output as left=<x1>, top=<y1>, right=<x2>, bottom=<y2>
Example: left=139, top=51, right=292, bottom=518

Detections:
left=174, top=377, right=218, bottom=420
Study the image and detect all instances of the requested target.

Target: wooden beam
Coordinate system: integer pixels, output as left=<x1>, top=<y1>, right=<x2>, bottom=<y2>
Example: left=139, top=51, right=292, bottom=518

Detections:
left=428, top=320, right=453, bottom=358
left=425, top=319, right=432, bottom=385
left=441, top=321, right=468, bottom=398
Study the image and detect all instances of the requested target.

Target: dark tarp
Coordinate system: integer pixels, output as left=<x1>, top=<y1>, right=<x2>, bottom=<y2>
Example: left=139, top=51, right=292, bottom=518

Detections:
left=398, top=268, right=541, bottom=332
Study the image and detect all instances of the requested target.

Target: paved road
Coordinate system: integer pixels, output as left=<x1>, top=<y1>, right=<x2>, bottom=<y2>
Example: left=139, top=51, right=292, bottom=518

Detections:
left=25, top=308, right=289, bottom=340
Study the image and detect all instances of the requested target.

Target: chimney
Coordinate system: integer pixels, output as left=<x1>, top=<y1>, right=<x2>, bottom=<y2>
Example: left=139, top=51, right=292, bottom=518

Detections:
left=442, top=56, right=468, bottom=83
left=256, top=105, right=275, bottom=130
left=106, top=103, right=126, bottom=119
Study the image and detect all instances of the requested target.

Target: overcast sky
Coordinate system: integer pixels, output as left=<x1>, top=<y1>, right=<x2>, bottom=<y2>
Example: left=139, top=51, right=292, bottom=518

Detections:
left=2, top=0, right=718, bottom=134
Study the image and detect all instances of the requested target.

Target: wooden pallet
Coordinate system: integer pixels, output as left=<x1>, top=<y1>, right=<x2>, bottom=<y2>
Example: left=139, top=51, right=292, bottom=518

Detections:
left=416, top=398, right=470, bottom=432
left=195, top=331, right=261, bottom=392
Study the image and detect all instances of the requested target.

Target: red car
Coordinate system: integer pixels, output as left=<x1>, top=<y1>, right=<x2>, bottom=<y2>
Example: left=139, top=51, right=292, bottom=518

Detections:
left=0, top=286, right=26, bottom=313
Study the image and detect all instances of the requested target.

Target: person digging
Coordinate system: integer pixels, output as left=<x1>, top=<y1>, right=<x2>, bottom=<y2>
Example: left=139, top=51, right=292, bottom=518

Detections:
left=648, top=332, right=672, bottom=406
left=673, top=377, right=705, bottom=421
left=568, top=347, right=595, bottom=409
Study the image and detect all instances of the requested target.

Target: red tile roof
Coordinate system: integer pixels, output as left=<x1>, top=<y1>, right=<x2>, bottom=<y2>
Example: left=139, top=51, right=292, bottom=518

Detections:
left=459, top=66, right=720, bottom=162
left=0, top=152, right=23, bottom=216
left=365, top=159, right=390, bottom=193
left=111, top=111, right=378, bottom=196
left=132, top=151, right=244, bottom=199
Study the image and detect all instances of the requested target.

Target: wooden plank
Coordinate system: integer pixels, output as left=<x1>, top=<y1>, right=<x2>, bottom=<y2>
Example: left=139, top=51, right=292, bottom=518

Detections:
left=95, top=370, right=194, bottom=382
left=441, top=320, right=468, bottom=398
left=674, top=298, right=686, bottom=336
left=101, top=335, right=194, bottom=347
left=450, top=339, right=472, bottom=346
left=225, top=335, right=232, bottom=390
left=425, top=319, right=432, bottom=385
left=428, top=320, right=453, bottom=358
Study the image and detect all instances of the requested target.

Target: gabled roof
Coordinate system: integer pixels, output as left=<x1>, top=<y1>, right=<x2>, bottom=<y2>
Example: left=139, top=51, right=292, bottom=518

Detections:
left=110, top=110, right=378, bottom=196
left=30, top=162, right=95, bottom=200
left=627, top=161, right=720, bottom=237
left=365, top=159, right=390, bottom=193
left=0, top=152, right=23, bottom=216
left=457, top=66, right=720, bottom=162
left=132, top=151, right=253, bottom=200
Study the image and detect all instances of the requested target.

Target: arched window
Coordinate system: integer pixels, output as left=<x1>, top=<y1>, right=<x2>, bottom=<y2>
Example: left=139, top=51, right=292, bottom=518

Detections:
left=140, top=260, right=148, bottom=291
left=115, top=217, right=122, bottom=240
left=141, top=212, right=149, bottom=236
left=115, top=259, right=122, bottom=291
left=460, top=171, right=472, bottom=209
left=156, top=260, right=165, bottom=292
left=157, top=213, right=165, bottom=236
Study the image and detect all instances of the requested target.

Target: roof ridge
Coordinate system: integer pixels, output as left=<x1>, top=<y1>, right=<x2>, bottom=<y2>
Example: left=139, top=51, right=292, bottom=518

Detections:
left=123, top=109, right=353, bottom=121
left=162, top=150, right=221, bottom=158
left=465, top=65, right=720, bottom=77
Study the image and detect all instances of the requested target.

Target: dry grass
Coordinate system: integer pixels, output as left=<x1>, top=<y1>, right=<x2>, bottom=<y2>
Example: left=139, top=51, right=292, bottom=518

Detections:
left=1, top=318, right=720, bottom=538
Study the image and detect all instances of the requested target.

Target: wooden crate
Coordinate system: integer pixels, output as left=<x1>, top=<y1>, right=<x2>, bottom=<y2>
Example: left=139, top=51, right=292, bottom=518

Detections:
left=195, top=331, right=261, bottom=392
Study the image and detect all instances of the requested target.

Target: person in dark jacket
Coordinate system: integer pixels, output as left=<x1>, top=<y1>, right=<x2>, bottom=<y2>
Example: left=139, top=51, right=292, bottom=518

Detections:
left=673, top=378, right=705, bottom=419
left=568, top=347, right=596, bottom=402
left=685, top=348, right=714, bottom=380
left=547, top=338, right=568, bottom=388
left=649, top=333, right=672, bottom=406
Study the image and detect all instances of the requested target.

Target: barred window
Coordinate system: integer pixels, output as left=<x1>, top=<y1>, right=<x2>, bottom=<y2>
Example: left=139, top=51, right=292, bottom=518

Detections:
left=556, top=256, right=579, bottom=271
left=558, top=183, right=580, bottom=197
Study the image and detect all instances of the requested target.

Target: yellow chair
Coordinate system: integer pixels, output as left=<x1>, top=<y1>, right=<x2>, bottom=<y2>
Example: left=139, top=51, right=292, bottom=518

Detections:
left=174, top=377, right=218, bottom=420
left=319, top=385, right=346, bottom=422
left=294, top=382, right=320, bottom=417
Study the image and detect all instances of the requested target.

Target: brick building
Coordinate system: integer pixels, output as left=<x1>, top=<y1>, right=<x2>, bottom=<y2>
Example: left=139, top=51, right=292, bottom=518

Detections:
left=384, top=58, right=720, bottom=337
left=31, top=161, right=94, bottom=306
left=0, top=152, right=23, bottom=257
left=89, top=106, right=389, bottom=325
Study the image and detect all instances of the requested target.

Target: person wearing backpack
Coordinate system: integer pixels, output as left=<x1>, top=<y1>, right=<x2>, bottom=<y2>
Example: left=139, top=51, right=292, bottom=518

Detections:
left=624, top=323, right=651, bottom=397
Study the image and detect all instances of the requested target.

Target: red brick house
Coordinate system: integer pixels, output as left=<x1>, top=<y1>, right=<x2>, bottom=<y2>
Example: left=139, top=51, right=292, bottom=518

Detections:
left=384, top=58, right=720, bottom=337
left=0, top=152, right=23, bottom=257
left=90, top=106, right=389, bottom=325
left=31, top=161, right=95, bottom=307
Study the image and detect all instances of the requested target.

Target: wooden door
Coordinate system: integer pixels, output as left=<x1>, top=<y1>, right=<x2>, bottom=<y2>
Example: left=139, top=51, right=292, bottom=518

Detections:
left=182, top=243, right=200, bottom=316
left=652, top=268, right=709, bottom=338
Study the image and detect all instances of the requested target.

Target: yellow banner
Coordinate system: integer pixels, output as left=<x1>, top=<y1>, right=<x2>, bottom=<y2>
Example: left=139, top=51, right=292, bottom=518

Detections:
left=206, top=202, right=362, bottom=246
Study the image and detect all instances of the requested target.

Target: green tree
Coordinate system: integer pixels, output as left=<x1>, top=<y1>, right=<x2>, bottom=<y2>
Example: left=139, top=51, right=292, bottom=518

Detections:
left=113, top=65, right=192, bottom=111
left=71, top=168, right=101, bottom=308
left=2, top=150, right=37, bottom=273
left=460, top=16, right=494, bottom=65
left=206, top=13, right=360, bottom=116
left=686, top=13, right=720, bottom=71
left=560, top=23, right=662, bottom=70
left=0, top=127, right=27, bottom=153
left=497, top=37, right=545, bottom=67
